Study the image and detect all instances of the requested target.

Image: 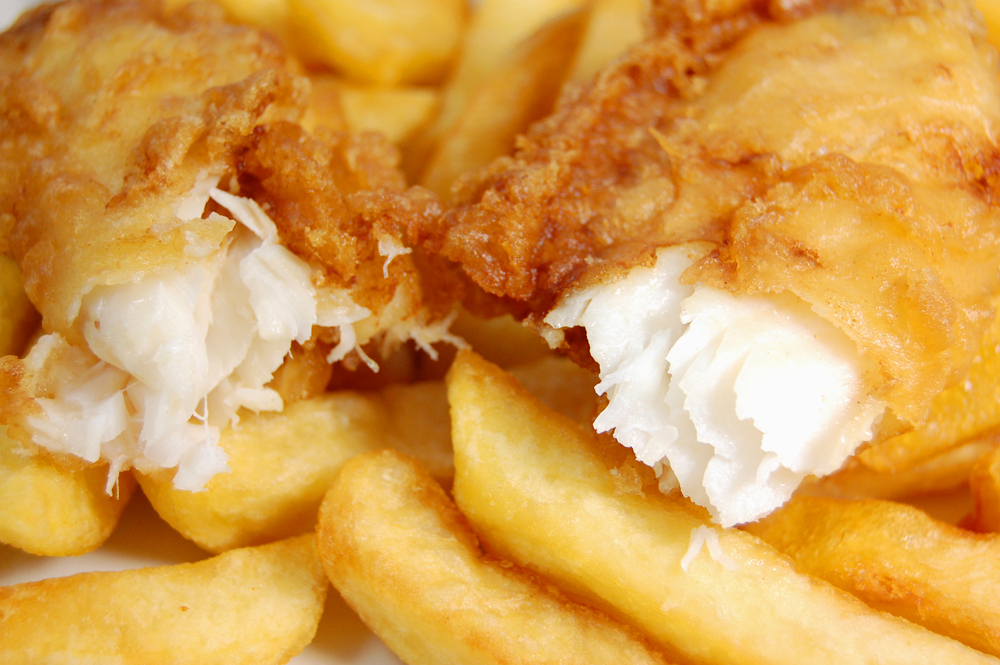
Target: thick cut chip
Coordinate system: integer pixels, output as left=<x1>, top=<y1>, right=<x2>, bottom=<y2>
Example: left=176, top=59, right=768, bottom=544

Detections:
left=404, top=0, right=588, bottom=181
left=334, top=81, right=440, bottom=145
left=447, top=310, right=553, bottom=368
left=165, top=0, right=294, bottom=44
left=137, top=384, right=451, bottom=553
left=746, top=496, right=1000, bottom=658
left=568, top=0, right=645, bottom=83
left=317, top=449, right=672, bottom=665
left=288, top=0, right=467, bottom=84
left=0, top=534, right=327, bottom=665
left=799, top=438, right=998, bottom=501
left=509, top=356, right=599, bottom=427
left=976, top=0, right=1000, bottom=46
left=969, top=445, right=1000, bottom=532
left=0, top=428, right=135, bottom=556
left=448, top=350, right=995, bottom=665
left=419, top=8, right=589, bottom=197
left=139, top=353, right=596, bottom=553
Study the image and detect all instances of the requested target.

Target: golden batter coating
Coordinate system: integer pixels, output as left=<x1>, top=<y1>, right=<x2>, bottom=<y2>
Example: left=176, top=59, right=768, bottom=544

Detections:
left=426, top=0, right=1000, bottom=425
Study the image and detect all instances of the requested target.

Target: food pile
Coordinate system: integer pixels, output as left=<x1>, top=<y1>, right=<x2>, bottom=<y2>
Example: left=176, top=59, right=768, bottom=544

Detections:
left=2, top=0, right=1000, bottom=663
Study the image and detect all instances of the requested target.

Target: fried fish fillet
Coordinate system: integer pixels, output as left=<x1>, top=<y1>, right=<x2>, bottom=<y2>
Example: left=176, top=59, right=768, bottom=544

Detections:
left=0, top=0, right=458, bottom=491
left=423, top=0, right=1000, bottom=524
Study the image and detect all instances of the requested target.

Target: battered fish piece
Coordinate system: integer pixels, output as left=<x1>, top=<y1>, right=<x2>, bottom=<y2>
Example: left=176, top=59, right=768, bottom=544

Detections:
left=425, top=0, right=1000, bottom=524
left=0, top=0, right=457, bottom=491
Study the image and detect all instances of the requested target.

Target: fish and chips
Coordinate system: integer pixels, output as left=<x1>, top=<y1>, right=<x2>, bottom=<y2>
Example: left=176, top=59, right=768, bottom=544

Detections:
left=4, top=0, right=1000, bottom=664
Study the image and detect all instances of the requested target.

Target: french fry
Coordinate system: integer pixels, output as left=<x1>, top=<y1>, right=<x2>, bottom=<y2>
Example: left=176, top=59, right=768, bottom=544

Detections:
left=975, top=0, right=1000, bottom=48
left=137, top=384, right=451, bottom=553
left=192, top=0, right=293, bottom=44
left=859, top=307, right=1000, bottom=473
left=288, top=0, right=467, bottom=85
left=447, top=310, right=553, bottom=368
left=317, top=450, right=672, bottom=665
left=404, top=0, right=588, bottom=180
left=0, top=428, right=135, bottom=556
left=140, top=348, right=600, bottom=555
left=745, top=495, right=1000, bottom=658
left=448, top=350, right=995, bottom=665
left=799, top=437, right=998, bottom=501
left=0, top=534, right=327, bottom=664
left=0, top=255, right=39, bottom=358
left=568, top=0, right=645, bottom=83
left=336, top=83, right=440, bottom=145
left=509, top=356, right=599, bottom=427
left=419, top=8, right=589, bottom=197
left=969, top=445, right=1000, bottom=532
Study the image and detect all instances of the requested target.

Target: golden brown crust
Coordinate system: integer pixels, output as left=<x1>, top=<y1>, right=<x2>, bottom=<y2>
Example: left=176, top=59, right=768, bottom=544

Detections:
left=427, top=0, right=1000, bottom=425
left=0, top=0, right=308, bottom=339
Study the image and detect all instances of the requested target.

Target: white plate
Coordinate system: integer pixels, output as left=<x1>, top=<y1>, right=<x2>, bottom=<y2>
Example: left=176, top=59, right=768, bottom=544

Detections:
left=0, top=2, right=402, bottom=663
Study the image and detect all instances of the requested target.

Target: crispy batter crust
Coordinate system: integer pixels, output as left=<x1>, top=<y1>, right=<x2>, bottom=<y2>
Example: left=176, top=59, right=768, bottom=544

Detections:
left=0, top=0, right=311, bottom=340
left=427, top=0, right=1000, bottom=424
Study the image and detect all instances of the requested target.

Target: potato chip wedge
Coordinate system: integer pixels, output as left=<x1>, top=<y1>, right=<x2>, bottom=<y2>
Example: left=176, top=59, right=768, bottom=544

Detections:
left=289, top=0, right=466, bottom=85
left=448, top=310, right=553, bottom=368
left=140, top=351, right=600, bottom=555
left=969, top=445, right=1000, bottom=532
left=746, top=495, right=1000, bottom=658
left=317, top=449, right=672, bottom=665
left=568, top=0, right=645, bottom=83
left=0, top=255, right=39, bottom=358
left=448, top=350, right=994, bottom=665
left=799, top=438, right=998, bottom=501
left=0, top=534, right=327, bottom=664
left=975, top=0, right=1000, bottom=48
left=336, top=83, right=440, bottom=145
left=419, top=8, right=588, bottom=197
left=509, top=356, right=598, bottom=427
left=859, top=308, right=1000, bottom=473
left=186, top=0, right=293, bottom=43
left=137, top=384, right=451, bottom=553
left=404, top=0, right=589, bottom=179
left=0, top=428, right=135, bottom=556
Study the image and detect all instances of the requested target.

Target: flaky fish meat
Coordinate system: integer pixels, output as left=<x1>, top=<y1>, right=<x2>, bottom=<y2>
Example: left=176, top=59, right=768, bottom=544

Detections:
left=422, top=0, right=1000, bottom=525
left=0, top=0, right=458, bottom=491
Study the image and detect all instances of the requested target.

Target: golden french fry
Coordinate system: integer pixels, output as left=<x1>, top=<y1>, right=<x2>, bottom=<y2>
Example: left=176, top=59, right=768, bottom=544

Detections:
left=0, top=534, right=326, bottom=664
left=317, top=450, right=672, bottom=665
left=407, top=0, right=588, bottom=175
left=0, top=255, right=39, bottom=358
left=336, top=83, right=440, bottom=145
left=140, top=349, right=601, bottom=554
left=447, top=310, right=552, bottom=368
left=569, top=0, right=645, bottom=83
left=975, top=0, right=1000, bottom=48
left=448, top=350, right=994, bottom=665
left=746, top=495, right=1000, bottom=658
left=969, top=444, right=1000, bottom=532
left=859, top=308, right=1000, bottom=473
left=138, top=384, right=451, bottom=553
left=288, top=0, right=467, bottom=85
left=0, top=429, right=135, bottom=556
left=449, top=0, right=588, bottom=93
left=509, top=356, right=598, bottom=427
left=419, top=8, right=589, bottom=197
left=195, top=0, right=293, bottom=43
left=799, top=438, right=998, bottom=501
